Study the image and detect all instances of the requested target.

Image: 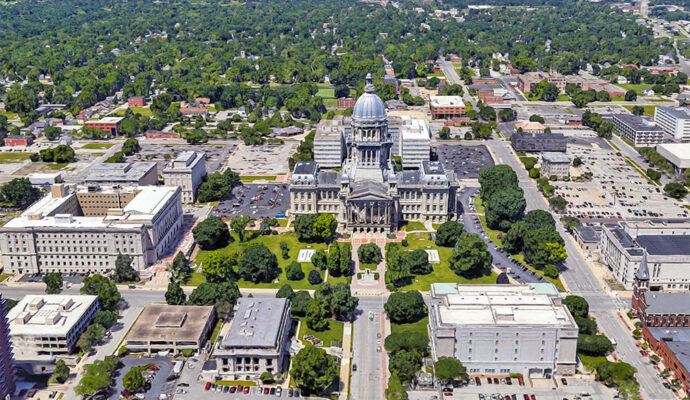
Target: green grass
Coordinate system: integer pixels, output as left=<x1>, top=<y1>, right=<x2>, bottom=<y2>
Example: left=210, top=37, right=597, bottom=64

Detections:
left=618, top=83, right=654, bottom=94
left=512, top=253, right=565, bottom=291
left=114, top=106, right=153, bottom=117
left=277, top=218, right=289, bottom=227
left=326, top=274, right=351, bottom=285
left=0, top=152, right=33, bottom=162
left=477, top=215, right=503, bottom=246
left=473, top=196, right=485, bottom=214
left=43, top=162, right=69, bottom=171
left=81, top=142, right=115, bottom=150
left=401, top=221, right=426, bottom=232
left=185, top=272, right=207, bottom=286
left=579, top=355, right=607, bottom=371
left=398, top=235, right=497, bottom=291
left=624, top=156, right=658, bottom=186
left=391, top=316, right=429, bottom=339
left=195, top=231, right=328, bottom=289
left=611, top=96, right=625, bottom=102
left=360, top=263, right=378, bottom=271
left=209, top=320, right=223, bottom=343
left=298, top=317, right=344, bottom=347
left=0, top=274, right=11, bottom=282
left=622, top=105, right=656, bottom=116
left=215, top=380, right=257, bottom=387
left=323, top=98, right=338, bottom=107
left=240, top=175, right=276, bottom=182
left=525, top=93, right=569, bottom=102
left=428, top=71, right=446, bottom=77
left=316, top=88, right=335, bottom=98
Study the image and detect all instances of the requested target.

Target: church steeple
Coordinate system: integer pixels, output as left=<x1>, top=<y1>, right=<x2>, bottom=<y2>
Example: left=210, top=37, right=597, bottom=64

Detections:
left=632, top=249, right=650, bottom=317
left=635, top=249, right=650, bottom=281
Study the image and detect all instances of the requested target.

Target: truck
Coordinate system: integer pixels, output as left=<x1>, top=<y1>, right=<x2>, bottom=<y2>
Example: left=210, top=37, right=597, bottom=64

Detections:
left=172, top=360, right=184, bottom=376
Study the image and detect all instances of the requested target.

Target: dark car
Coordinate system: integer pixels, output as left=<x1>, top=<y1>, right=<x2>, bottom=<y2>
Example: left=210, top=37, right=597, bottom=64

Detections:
left=506, top=377, right=512, bottom=385
left=561, top=378, right=567, bottom=386
left=475, top=377, right=481, bottom=386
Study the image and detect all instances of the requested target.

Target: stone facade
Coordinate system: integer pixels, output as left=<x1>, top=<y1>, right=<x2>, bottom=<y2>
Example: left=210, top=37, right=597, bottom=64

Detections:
left=162, top=151, right=207, bottom=203
left=289, top=74, right=456, bottom=233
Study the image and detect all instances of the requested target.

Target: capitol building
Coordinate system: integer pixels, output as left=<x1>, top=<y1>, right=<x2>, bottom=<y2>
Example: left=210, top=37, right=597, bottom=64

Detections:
left=289, top=75, right=457, bottom=233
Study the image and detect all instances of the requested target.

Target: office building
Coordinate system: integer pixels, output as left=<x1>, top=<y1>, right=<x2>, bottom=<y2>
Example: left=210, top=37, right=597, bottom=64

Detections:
left=85, top=162, right=158, bottom=186
left=429, top=283, right=578, bottom=377
left=540, top=152, right=570, bottom=178
left=0, top=295, right=15, bottom=400
left=398, top=116, right=431, bottom=168
left=7, top=295, right=99, bottom=357
left=573, top=225, right=600, bottom=253
left=215, top=298, right=292, bottom=379
left=643, top=327, right=690, bottom=393
left=162, top=151, right=207, bottom=203
left=654, top=107, right=690, bottom=142
left=511, top=132, right=567, bottom=152
left=125, top=304, right=215, bottom=354
left=430, top=96, right=466, bottom=119
left=656, top=143, right=690, bottom=173
left=313, top=118, right=345, bottom=168
left=84, top=117, right=124, bottom=136
left=0, top=184, right=183, bottom=274
left=612, top=114, right=664, bottom=146
left=128, top=97, right=146, bottom=107
left=599, top=221, right=690, bottom=290
left=4, top=136, right=33, bottom=147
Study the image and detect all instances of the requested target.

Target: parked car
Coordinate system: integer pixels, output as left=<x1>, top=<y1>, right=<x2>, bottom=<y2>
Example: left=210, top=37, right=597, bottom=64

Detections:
left=561, top=378, right=568, bottom=386
left=204, top=382, right=211, bottom=391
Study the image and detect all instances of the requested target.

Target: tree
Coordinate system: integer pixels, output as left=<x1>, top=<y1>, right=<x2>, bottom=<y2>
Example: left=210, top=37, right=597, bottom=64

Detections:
left=311, top=249, right=327, bottom=270
left=328, top=283, right=359, bottom=320
left=595, top=361, right=637, bottom=388
left=523, top=209, right=556, bottom=230
left=327, top=242, right=340, bottom=276
left=334, top=84, right=350, bottom=99
left=43, top=272, right=63, bottom=294
left=290, top=345, right=337, bottom=395
left=165, top=281, right=186, bottom=305
left=389, top=350, right=421, bottom=383
left=384, top=332, right=429, bottom=357
left=549, top=195, right=568, bottom=212
left=105, top=151, right=125, bottom=163
left=86, top=323, right=106, bottom=343
left=573, top=157, right=583, bottom=167
left=238, top=244, right=280, bottom=283
left=306, top=299, right=328, bottom=330
left=358, top=243, right=382, bottom=264
left=449, top=232, right=493, bottom=278
left=51, top=145, right=76, bottom=163
left=408, top=249, right=431, bottom=275
left=259, top=218, right=277, bottom=235
left=53, top=359, right=70, bottom=383
left=260, top=371, right=274, bottom=384
left=435, top=357, right=467, bottom=384
left=578, top=334, right=613, bottom=356
left=435, top=221, right=464, bottom=247
left=1, top=178, right=41, bottom=209
left=276, top=284, right=294, bottom=299
left=169, top=251, right=192, bottom=283
left=312, top=214, right=337, bottom=243
left=94, top=310, right=118, bottom=328
left=498, top=108, right=516, bottom=122
left=286, top=261, right=305, bottom=280
left=624, top=90, right=637, bottom=101
left=188, top=282, right=219, bottom=306
left=308, top=269, right=323, bottom=284
left=386, top=243, right=413, bottom=287
left=81, top=274, right=120, bottom=310
left=646, top=168, right=661, bottom=181
left=294, top=214, right=316, bottom=242
left=201, top=251, right=236, bottom=282
left=193, top=216, right=231, bottom=250
left=439, top=126, right=451, bottom=140
left=338, top=243, right=352, bottom=276
left=280, top=242, right=290, bottom=259
left=631, top=106, right=644, bottom=115
left=384, top=291, right=424, bottom=323
left=664, top=183, right=688, bottom=199
left=523, top=227, right=567, bottom=267
left=502, top=221, right=527, bottom=254
left=385, top=374, right=409, bottom=400
left=122, top=138, right=140, bottom=155
left=563, top=295, right=589, bottom=318
left=529, top=114, right=545, bottom=123
left=123, top=366, right=145, bottom=392
left=112, top=253, right=138, bottom=283
left=575, top=316, right=598, bottom=335
left=291, top=291, right=312, bottom=316
left=596, top=90, right=611, bottom=102
left=478, top=165, right=518, bottom=202
left=230, top=215, right=252, bottom=243
left=479, top=105, right=496, bottom=121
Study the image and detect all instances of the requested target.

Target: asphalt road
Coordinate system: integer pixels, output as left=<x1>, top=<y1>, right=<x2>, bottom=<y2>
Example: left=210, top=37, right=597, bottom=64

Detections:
left=350, top=296, right=387, bottom=400
left=483, top=140, right=672, bottom=400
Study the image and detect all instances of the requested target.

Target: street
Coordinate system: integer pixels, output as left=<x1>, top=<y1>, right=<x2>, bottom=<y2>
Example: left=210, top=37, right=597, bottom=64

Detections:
left=350, top=296, right=387, bottom=400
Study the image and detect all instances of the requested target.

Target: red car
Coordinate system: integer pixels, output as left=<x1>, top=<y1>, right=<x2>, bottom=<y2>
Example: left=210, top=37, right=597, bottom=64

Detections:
left=230, top=386, right=236, bottom=393
left=524, top=395, right=530, bottom=400
left=505, top=396, right=511, bottom=400
left=531, top=395, right=537, bottom=400
left=243, top=386, right=250, bottom=394
left=517, top=376, right=524, bottom=386
left=148, top=365, right=159, bottom=371
left=121, top=390, right=132, bottom=397
left=475, top=377, right=481, bottom=386
left=264, top=388, right=270, bottom=395
left=205, top=382, right=211, bottom=391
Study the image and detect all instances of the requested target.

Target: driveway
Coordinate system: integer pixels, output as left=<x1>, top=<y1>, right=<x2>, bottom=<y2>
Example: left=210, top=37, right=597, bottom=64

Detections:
left=109, top=356, right=174, bottom=400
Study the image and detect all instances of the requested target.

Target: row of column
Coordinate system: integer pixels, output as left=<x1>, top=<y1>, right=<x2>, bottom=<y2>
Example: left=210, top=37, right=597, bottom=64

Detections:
left=349, top=202, right=390, bottom=225
left=358, top=149, right=379, bottom=167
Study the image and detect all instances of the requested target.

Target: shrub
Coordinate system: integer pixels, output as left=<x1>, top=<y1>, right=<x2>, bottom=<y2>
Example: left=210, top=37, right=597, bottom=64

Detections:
left=286, top=261, right=305, bottom=281
left=307, top=270, right=322, bottom=285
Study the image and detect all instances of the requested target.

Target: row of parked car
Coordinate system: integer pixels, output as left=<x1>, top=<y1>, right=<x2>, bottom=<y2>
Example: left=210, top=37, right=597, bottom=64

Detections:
left=204, top=383, right=301, bottom=398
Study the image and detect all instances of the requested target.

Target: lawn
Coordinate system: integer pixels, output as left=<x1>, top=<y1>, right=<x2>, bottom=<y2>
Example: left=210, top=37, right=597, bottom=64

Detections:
left=579, top=355, right=607, bottom=371
left=0, top=152, right=33, bottom=163
left=401, top=221, right=427, bottom=232
left=0, top=274, right=12, bottom=282
left=194, top=231, right=329, bottom=289
left=240, top=175, right=276, bottom=182
left=276, top=218, right=289, bottom=227
left=215, top=380, right=257, bottom=387
left=622, top=105, right=656, bottom=116
left=316, top=88, right=335, bottom=98
left=326, top=274, right=351, bottom=285
left=209, top=320, right=223, bottom=343
left=477, top=215, right=503, bottom=246
left=473, top=196, right=485, bottom=214
left=391, top=316, right=429, bottom=339
left=618, top=83, right=654, bottom=94
left=118, top=106, right=154, bottom=117
left=184, top=272, right=207, bottom=286
left=81, top=142, right=116, bottom=150
left=398, top=235, right=497, bottom=291
left=324, top=98, right=338, bottom=107
left=298, top=317, right=344, bottom=348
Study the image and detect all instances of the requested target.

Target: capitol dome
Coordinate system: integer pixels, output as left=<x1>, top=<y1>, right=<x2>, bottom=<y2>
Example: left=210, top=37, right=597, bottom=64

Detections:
left=352, top=73, right=387, bottom=123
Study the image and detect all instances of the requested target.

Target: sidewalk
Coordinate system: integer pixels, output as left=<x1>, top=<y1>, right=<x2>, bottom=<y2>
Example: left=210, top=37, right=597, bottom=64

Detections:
left=338, top=322, right=352, bottom=400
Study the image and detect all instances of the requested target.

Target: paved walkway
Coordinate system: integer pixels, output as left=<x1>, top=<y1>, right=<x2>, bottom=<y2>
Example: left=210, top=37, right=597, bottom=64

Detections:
left=350, top=235, right=387, bottom=292
left=338, top=322, right=352, bottom=400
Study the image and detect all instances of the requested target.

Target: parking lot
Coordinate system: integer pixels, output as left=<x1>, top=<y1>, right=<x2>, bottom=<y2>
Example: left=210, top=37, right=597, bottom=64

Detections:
left=435, top=144, right=494, bottom=180
left=109, top=356, right=174, bottom=400
left=514, top=105, right=578, bottom=125
left=211, top=183, right=289, bottom=219
left=224, top=143, right=297, bottom=176
left=130, top=142, right=238, bottom=174
left=554, top=145, right=688, bottom=222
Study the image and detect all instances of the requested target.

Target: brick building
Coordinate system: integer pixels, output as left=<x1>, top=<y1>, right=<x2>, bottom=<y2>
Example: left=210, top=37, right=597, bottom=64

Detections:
left=84, top=117, right=124, bottom=136
left=127, top=97, right=146, bottom=107
left=429, top=96, right=466, bottom=119
left=4, top=136, right=33, bottom=147
left=632, top=253, right=690, bottom=327
left=337, top=97, right=356, bottom=109
left=145, top=130, right=179, bottom=139
left=643, top=327, right=690, bottom=393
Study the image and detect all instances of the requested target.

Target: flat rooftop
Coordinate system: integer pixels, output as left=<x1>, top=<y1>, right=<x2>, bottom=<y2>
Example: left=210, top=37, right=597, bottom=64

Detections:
left=657, top=106, right=690, bottom=120
left=127, top=304, right=214, bottom=342
left=430, top=96, right=465, bottom=107
left=89, top=117, right=124, bottom=124
left=657, top=143, right=690, bottom=166
left=221, top=298, right=289, bottom=349
left=613, top=114, right=662, bottom=131
left=542, top=152, right=570, bottom=163
left=7, top=295, right=98, bottom=336
left=86, top=161, right=156, bottom=183
left=400, top=117, right=430, bottom=141
left=644, top=292, right=690, bottom=315
left=636, top=235, right=690, bottom=256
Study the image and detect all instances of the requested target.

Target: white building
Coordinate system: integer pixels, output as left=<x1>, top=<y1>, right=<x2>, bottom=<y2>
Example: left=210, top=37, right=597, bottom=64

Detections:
left=162, top=151, right=207, bottom=203
left=429, top=283, right=578, bottom=377
left=313, top=119, right=345, bottom=168
left=7, top=295, right=99, bottom=358
left=540, top=152, right=570, bottom=178
left=598, top=221, right=690, bottom=290
left=399, top=116, right=431, bottom=169
left=656, top=143, right=690, bottom=172
left=612, top=114, right=665, bottom=146
left=0, top=184, right=183, bottom=274
left=654, top=107, right=690, bottom=142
